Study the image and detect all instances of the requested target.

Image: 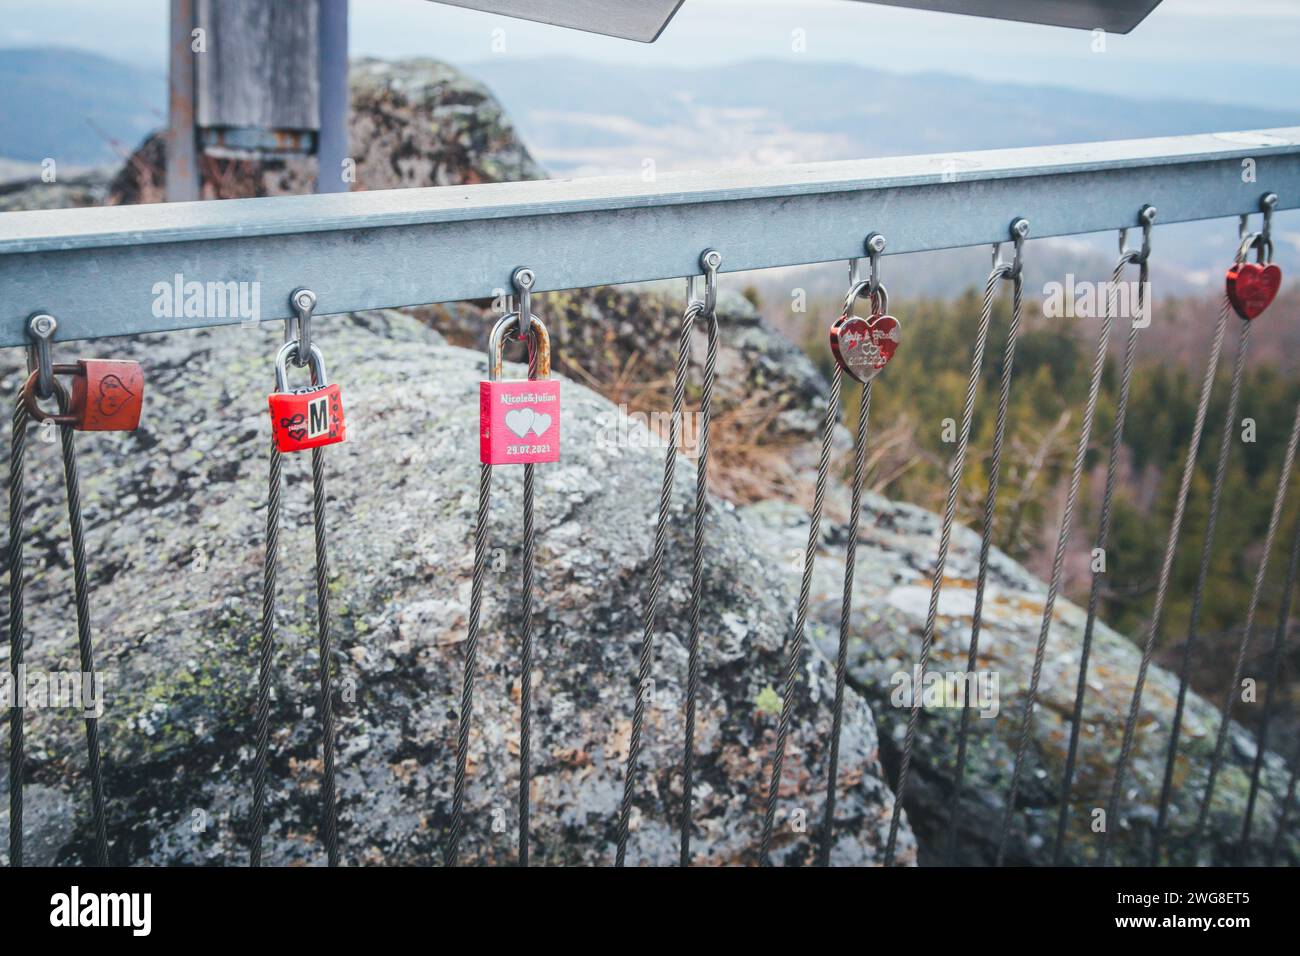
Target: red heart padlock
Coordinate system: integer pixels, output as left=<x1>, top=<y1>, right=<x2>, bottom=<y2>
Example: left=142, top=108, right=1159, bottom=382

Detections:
left=268, top=342, right=346, bottom=453
left=1226, top=261, right=1282, bottom=321
left=830, top=311, right=901, bottom=385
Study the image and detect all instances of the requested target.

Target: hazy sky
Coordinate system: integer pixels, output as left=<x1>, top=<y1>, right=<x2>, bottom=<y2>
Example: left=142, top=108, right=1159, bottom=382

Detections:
left=2, top=0, right=1298, bottom=107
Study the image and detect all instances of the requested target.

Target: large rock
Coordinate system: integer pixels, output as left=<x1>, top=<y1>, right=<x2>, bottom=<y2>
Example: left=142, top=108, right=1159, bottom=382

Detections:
left=742, top=496, right=1300, bottom=866
left=0, top=169, right=111, bottom=212
left=0, top=312, right=913, bottom=866
left=105, top=57, right=542, bottom=205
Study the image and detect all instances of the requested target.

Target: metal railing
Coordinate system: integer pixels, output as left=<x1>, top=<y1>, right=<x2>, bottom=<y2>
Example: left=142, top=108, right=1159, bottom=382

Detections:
left=1, top=127, right=1298, bottom=345
left=2, top=126, right=1299, bottom=867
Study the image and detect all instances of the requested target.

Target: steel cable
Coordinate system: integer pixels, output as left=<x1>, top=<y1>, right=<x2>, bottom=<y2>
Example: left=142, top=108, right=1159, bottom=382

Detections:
left=680, top=306, right=718, bottom=866
left=1193, top=396, right=1300, bottom=851
left=446, top=461, right=490, bottom=867
left=7, top=397, right=27, bottom=867
left=519, top=460, right=535, bottom=866
left=309, top=444, right=341, bottom=867
left=944, top=267, right=1020, bottom=863
left=1051, top=257, right=1144, bottom=864
left=616, top=303, right=694, bottom=867
left=251, top=438, right=281, bottom=866
left=518, top=343, right=539, bottom=866
left=818, top=379, right=871, bottom=867
left=760, top=365, right=841, bottom=864
left=446, top=463, right=490, bottom=867
left=56, top=405, right=110, bottom=866
left=1144, top=308, right=1247, bottom=865
left=1241, top=510, right=1300, bottom=852
left=884, top=270, right=996, bottom=865
left=1105, top=297, right=1230, bottom=865
left=996, top=260, right=1115, bottom=866
left=9, top=395, right=114, bottom=867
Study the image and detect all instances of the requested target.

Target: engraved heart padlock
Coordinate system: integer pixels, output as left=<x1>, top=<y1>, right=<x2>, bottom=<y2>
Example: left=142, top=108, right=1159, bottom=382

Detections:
left=830, top=282, right=901, bottom=385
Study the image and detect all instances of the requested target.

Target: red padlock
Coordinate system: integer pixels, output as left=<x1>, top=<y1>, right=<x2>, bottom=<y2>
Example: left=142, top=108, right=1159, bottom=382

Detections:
left=268, top=342, right=346, bottom=453
left=480, top=312, right=560, bottom=465
left=1226, top=207, right=1282, bottom=322
left=22, top=360, right=145, bottom=431
left=830, top=283, right=901, bottom=385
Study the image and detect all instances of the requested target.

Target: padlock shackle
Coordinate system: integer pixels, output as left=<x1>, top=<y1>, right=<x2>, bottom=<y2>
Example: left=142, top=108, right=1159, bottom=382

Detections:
left=20, top=368, right=75, bottom=425
left=275, top=340, right=329, bottom=392
left=488, top=312, right=551, bottom=381
left=841, top=280, right=890, bottom=319
left=1235, top=230, right=1273, bottom=266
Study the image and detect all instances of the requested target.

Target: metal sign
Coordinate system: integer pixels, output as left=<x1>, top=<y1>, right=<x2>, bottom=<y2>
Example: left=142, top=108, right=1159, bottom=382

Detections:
left=431, top=0, right=685, bottom=42
left=848, top=1, right=1163, bottom=34
left=429, top=0, right=1162, bottom=40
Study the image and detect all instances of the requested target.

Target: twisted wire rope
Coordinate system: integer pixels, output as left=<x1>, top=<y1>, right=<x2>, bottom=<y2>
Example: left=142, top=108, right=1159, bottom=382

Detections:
left=1102, top=297, right=1230, bottom=865
left=945, top=268, right=1022, bottom=862
left=1140, top=307, right=1246, bottom=865
left=996, top=256, right=1116, bottom=865
left=819, top=379, right=872, bottom=866
left=1192, top=396, right=1300, bottom=850
left=1051, top=256, right=1144, bottom=863
left=680, top=305, right=718, bottom=866
left=760, top=365, right=842, bottom=864
left=616, top=303, right=695, bottom=867
left=884, top=265, right=999, bottom=865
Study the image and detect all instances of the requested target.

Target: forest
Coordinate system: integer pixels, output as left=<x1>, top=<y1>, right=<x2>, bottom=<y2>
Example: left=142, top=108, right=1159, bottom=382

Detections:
left=771, top=280, right=1300, bottom=730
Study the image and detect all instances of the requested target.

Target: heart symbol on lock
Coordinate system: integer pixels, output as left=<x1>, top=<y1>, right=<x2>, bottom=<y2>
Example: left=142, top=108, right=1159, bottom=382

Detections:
left=505, top=407, right=536, bottom=438
left=96, top=373, right=136, bottom=417
left=830, top=312, right=902, bottom=384
left=531, top=412, right=553, bottom=436
left=1226, top=262, right=1283, bottom=321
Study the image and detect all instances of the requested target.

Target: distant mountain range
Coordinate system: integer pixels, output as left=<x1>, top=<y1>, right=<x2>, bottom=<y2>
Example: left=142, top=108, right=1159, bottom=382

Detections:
left=467, top=56, right=1300, bottom=177
left=465, top=56, right=1298, bottom=294
left=0, top=48, right=164, bottom=169
left=2, top=46, right=1295, bottom=293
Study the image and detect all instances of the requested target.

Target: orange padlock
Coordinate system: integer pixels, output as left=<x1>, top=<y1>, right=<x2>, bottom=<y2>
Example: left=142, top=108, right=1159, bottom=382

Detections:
left=22, top=360, right=145, bottom=431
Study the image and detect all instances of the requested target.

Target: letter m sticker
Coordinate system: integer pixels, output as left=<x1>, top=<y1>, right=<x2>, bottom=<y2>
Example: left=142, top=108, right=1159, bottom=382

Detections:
left=308, top=394, right=330, bottom=439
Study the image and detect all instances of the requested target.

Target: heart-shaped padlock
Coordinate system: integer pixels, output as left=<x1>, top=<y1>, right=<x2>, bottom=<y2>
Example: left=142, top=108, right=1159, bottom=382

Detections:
left=1226, top=261, right=1282, bottom=321
left=830, top=287, right=901, bottom=385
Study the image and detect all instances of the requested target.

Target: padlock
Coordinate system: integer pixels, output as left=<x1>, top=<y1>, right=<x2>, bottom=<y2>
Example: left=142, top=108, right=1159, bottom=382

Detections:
left=268, top=341, right=346, bottom=453
left=830, top=283, right=901, bottom=385
left=21, top=360, right=145, bottom=431
left=1225, top=234, right=1281, bottom=321
left=480, top=312, right=560, bottom=465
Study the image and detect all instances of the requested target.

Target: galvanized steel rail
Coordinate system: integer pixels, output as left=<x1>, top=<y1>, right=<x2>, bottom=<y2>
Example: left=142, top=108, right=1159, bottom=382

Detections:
left=1, top=127, right=1299, bottom=347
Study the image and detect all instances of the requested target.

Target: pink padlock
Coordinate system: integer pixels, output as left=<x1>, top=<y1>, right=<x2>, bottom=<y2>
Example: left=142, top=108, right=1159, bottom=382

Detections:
left=480, top=311, right=560, bottom=465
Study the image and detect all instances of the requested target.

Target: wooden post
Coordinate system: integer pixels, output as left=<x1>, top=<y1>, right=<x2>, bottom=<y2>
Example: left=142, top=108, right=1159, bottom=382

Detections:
left=169, top=0, right=343, bottom=197
left=195, top=0, right=319, bottom=142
